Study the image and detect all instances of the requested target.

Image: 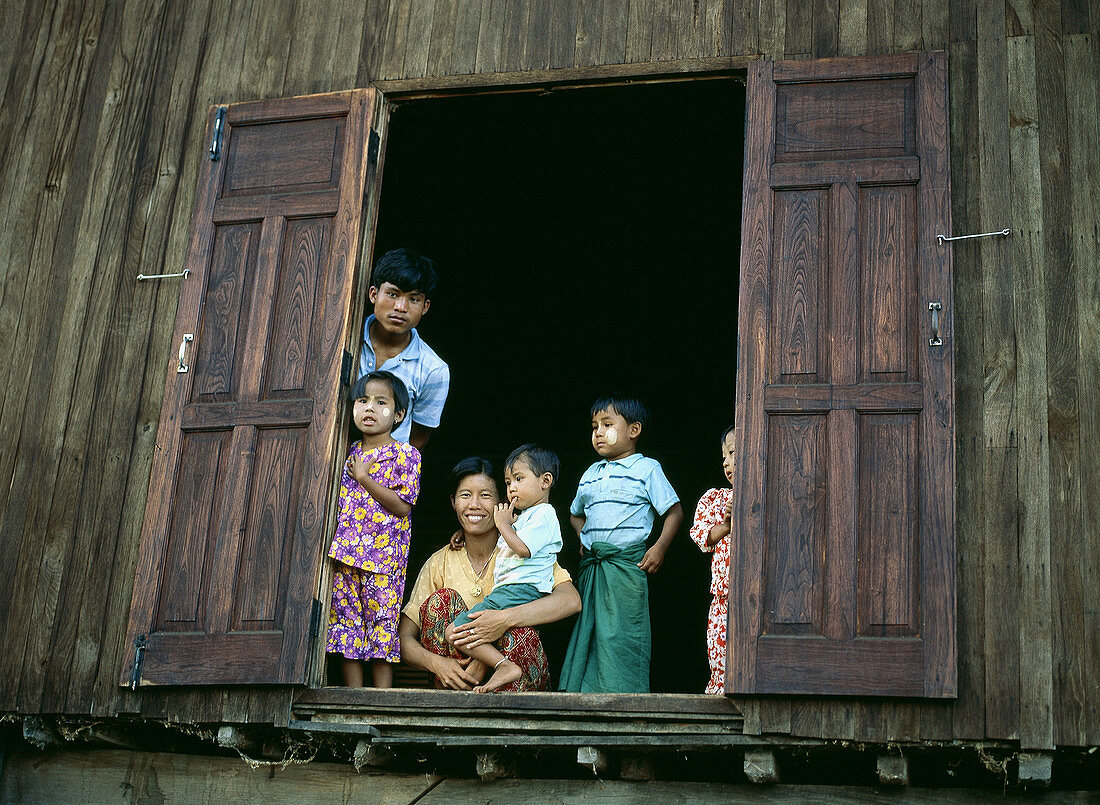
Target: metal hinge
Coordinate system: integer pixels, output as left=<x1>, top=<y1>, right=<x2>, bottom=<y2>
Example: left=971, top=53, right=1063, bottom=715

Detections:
left=367, top=129, right=380, bottom=166
left=341, top=350, right=355, bottom=389
left=209, top=107, right=226, bottom=160
left=309, top=599, right=323, bottom=641
left=129, top=635, right=147, bottom=690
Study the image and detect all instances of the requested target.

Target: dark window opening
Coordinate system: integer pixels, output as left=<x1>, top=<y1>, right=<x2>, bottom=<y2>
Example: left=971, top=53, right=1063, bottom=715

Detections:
left=368, top=78, right=745, bottom=693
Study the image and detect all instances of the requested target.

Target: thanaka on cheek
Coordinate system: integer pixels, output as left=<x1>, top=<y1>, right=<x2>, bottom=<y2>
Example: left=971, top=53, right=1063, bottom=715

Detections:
left=605, top=427, right=618, bottom=445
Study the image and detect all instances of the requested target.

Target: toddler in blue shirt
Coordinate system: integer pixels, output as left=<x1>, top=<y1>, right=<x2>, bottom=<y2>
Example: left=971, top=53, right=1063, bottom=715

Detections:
left=445, top=444, right=563, bottom=692
left=560, top=394, right=683, bottom=692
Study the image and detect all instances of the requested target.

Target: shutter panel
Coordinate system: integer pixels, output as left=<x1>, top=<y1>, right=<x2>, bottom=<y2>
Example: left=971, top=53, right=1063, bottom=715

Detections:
left=121, top=90, right=382, bottom=685
left=730, top=54, right=956, bottom=697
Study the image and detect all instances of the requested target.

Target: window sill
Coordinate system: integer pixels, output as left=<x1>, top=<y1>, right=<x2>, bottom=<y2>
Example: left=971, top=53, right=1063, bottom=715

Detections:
left=291, top=687, right=744, bottom=747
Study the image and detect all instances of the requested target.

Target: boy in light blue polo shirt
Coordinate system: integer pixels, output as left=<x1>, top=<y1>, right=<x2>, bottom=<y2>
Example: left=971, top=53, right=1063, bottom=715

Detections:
left=445, top=444, right=563, bottom=692
left=358, top=248, right=449, bottom=450
left=560, top=394, right=683, bottom=693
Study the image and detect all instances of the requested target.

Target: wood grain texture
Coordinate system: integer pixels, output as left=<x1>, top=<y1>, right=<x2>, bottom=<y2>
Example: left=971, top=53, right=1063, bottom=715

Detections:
left=0, top=0, right=1094, bottom=750
left=1035, top=13, right=1086, bottom=750
left=1064, top=31, right=1100, bottom=749
left=947, top=34, right=985, bottom=741
left=1007, top=34, right=1054, bottom=751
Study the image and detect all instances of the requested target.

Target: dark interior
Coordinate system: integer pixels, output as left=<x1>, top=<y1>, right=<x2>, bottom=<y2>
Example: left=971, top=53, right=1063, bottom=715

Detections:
left=369, top=77, right=745, bottom=693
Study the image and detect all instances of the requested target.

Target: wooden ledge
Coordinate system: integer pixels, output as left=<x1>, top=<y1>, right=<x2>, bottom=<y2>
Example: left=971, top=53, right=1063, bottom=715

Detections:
left=371, top=56, right=758, bottom=99
left=293, top=687, right=741, bottom=717
left=291, top=688, right=744, bottom=744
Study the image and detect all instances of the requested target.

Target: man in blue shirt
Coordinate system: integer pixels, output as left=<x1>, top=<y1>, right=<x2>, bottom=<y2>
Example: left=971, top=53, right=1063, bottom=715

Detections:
left=358, top=249, right=450, bottom=450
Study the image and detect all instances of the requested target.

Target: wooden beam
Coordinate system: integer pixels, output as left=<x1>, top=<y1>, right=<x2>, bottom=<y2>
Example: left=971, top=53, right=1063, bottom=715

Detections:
left=371, top=55, right=757, bottom=97
left=744, top=749, right=780, bottom=783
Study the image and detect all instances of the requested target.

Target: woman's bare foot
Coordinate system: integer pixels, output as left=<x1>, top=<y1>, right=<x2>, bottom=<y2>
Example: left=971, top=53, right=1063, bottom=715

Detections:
left=473, top=659, right=521, bottom=693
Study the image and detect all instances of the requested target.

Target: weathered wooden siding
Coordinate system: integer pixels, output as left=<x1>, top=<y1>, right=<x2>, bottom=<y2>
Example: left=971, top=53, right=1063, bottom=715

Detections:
left=0, top=0, right=1095, bottom=750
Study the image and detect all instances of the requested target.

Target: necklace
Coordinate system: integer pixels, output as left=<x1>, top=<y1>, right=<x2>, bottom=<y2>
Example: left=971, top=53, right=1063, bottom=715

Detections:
left=469, top=544, right=497, bottom=598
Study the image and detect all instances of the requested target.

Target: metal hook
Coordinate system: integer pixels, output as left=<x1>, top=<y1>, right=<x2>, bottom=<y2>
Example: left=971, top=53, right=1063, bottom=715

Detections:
left=936, top=228, right=1011, bottom=244
left=137, top=268, right=190, bottom=281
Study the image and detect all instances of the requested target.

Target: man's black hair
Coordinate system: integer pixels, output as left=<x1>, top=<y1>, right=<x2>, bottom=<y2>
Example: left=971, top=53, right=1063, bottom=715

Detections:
left=349, top=371, right=409, bottom=431
left=370, top=248, right=438, bottom=297
left=505, top=444, right=560, bottom=489
left=590, top=393, right=651, bottom=432
left=450, top=456, right=498, bottom=496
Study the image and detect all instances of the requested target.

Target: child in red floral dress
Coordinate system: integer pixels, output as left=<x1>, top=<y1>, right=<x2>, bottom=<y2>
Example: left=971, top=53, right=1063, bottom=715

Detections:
left=689, top=424, right=736, bottom=694
left=327, top=371, right=421, bottom=687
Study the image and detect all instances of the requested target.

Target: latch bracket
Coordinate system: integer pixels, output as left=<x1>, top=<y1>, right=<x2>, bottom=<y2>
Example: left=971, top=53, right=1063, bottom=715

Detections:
left=209, top=107, right=226, bottom=161
left=129, top=635, right=147, bottom=690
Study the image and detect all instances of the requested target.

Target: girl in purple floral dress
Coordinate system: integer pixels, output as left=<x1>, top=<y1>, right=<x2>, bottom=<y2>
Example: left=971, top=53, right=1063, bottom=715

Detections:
left=327, top=370, right=421, bottom=687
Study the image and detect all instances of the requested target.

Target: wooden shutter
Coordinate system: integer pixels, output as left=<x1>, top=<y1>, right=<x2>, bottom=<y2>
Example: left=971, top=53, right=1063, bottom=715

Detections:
left=121, top=90, right=382, bottom=686
left=730, top=54, right=955, bottom=697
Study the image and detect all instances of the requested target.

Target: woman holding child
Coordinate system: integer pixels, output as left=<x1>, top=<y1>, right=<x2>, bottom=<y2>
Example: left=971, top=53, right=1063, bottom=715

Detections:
left=398, top=457, right=581, bottom=691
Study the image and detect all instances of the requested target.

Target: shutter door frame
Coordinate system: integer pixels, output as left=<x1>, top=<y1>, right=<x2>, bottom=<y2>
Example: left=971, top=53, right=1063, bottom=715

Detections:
left=121, top=89, right=381, bottom=687
left=728, top=53, right=956, bottom=699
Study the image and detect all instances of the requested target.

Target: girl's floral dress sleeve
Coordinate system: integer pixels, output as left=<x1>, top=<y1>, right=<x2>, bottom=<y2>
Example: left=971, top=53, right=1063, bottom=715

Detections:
left=690, top=487, right=728, bottom=553
left=384, top=443, right=421, bottom=505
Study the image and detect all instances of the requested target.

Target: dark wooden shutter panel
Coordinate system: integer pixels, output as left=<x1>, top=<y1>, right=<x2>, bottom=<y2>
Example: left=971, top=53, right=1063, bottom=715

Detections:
left=121, top=90, right=381, bottom=685
left=730, top=54, right=956, bottom=698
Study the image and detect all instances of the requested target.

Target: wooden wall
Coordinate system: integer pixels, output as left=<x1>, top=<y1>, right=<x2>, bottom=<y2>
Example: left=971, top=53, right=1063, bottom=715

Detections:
left=0, top=0, right=1095, bottom=750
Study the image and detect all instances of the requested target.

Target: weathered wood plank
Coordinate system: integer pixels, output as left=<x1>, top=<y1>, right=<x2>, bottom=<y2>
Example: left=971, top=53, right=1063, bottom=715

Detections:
left=37, top=0, right=193, bottom=716
left=894, top=0, right=920, bottom=50
left=24, top=0, right=175, bottom=715
left=355, top=0, right=391, bottom=84
left=923, top=0, right=950, bottom=48
left=378, top=0, right=413, bottom=80
left=523, top=0, right=551, bottom=69
left=1, top=749, right=436, bottom=804
left=838, top=0, right=868, bottom=56
left=0, top=0, right=114, bottom=712
left=379, top=0, right=412, bottom=80
left=424, top=779, right=1100, bottom=803
left=500, top=0, right=530, bottom=71
left=786, top=0, right=813, bottom=56
left=1005, top=0, right=1034, bottom=37
left=574, top=0, right=602, bottom=67
left=95, top=0, right=260, bottom=719
left=426, top=0, right=459, bottom=77
left=866, top=0, right=895, bottom=53
left=597, top=0, right=629, bottom=66
left=703, top=0, right=734, bottom=56
left=947, top=35, right=987, bottom=742
left=549, top=0, right=578, bottom=68
left=758, top=0, right=786, bottom=60
left=295, top=687, right=742, bottom=716
left=475, top=0, right=507, bottom=74
left=331, top=0, right=368, bottom=87
left=402, top=0, right=436, bottom=79
left=371, top=56, right=756, bottom=96
left=950, top=0, right=976, bottom=45
left=283, top=1, right=358, bottom=94
left=625, top=0, right=653, bottom=63
left=812, top=0, right=839, bottom=57
left=1065, top=31, right=1100, bottom=748
left=451, top=0, right=482, bottom=74
left=976, top=0, right=1019, bottom=743
left=1034, top=5, right=1087, bottom=751
left=236, top=0, right=294, bottom=99
left=1007, top=33, right=1054, bottom=752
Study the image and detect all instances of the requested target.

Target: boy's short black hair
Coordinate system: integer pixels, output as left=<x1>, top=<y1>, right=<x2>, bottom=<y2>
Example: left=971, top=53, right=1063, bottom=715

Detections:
left=370, top=248, right=438, bottom=297
left=505, top=444, right=560, bottom=488
left=721, top=423, right=735, bottom=442
left=450, top=456, right=498, bottom=496
left=349, top=370, right=409, bottom=431
left=590, top=393, right=651, bottom=432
